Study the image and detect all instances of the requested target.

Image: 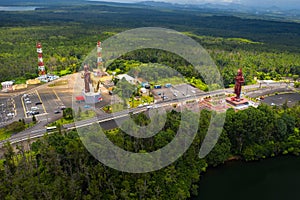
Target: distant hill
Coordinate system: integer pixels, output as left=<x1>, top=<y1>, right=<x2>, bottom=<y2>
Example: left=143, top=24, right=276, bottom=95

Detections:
left=136, top=1, right=300, bottom=21
left=0, top=0, right=83, bottom=6
left=3, top=0, right=299, bottom=20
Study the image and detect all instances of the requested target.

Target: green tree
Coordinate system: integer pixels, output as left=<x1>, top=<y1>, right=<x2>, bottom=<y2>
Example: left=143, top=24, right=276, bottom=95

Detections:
left=63, top=108, right=74, bottom=120
left=292, top=74, right=299, bottom=81
left=77, top=107, right=82, bottom=119
left=32, top=115, right=36, bottom=123
left=205, top=131, right=231, bottom=166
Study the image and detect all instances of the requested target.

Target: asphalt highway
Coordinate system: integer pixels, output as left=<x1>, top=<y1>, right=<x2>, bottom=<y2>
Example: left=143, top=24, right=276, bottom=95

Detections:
left=0, top=75, right=293, bottom=148
left=0, top=88, right=223, bottom=147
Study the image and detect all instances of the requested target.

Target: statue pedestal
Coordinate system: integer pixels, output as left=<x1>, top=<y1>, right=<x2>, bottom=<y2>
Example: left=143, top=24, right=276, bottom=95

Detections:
left=226, top=97, right=249, bottom=107
left=82, top=90, right=102, bottom=104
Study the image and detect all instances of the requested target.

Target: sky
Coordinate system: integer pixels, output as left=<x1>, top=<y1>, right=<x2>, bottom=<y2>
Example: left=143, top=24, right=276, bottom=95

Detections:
left=96, top=0, right=300, bottom=10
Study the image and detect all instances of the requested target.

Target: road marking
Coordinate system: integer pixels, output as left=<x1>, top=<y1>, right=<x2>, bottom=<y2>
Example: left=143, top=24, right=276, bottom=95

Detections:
left=21, top=96, right=28, bottom=118
left=35, top=112, right=48, bottom=117
left=14, top=102, right=17, bottom=118
left=35, top=90, right=47, bottom=114
left=31, top=129, right=43, bottom=134
left=52, top=89, right=62, bottom=102
left=67, top=108, right=149, bottom=130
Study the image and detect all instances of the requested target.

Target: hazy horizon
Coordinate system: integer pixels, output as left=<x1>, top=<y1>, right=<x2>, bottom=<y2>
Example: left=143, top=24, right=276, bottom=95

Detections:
left=91, top=0, right=300, bottom=10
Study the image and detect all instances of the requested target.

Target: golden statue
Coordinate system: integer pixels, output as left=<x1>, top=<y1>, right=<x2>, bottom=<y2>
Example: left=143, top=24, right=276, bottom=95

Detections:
left=82, top=64, right=102, bottom=93
left=90, top=73, right=102, bottom=93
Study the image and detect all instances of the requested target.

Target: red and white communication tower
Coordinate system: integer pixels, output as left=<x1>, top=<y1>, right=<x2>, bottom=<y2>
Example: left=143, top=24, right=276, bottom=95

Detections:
left=97, top=41, right=103, bottom=68
left=36, top=42, right=46, bottom=76
left=95, top=41, right=104, bottom=77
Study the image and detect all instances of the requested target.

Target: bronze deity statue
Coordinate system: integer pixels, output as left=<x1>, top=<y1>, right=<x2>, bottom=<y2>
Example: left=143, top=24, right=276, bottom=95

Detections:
left=83, top=64, right=91, bottom=93
left=234, top=68, right=244, bottom=101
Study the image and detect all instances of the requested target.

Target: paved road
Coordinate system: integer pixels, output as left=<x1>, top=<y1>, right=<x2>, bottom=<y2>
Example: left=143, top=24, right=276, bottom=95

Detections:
left=0, top=78, right=294, bottom=147
left=43, top=88, right=228, bottom=130
left=1, top=114, right=62, bottom=147
left=0, top=88, right=223, bottom=147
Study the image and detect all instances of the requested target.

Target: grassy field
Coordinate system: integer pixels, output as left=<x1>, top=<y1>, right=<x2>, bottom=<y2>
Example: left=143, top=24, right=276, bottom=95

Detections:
left=0, top=121, right=33, bottom=141
left=48, top=80, right=68, bottom=87
left=49, top=109, right=96, bottom=126
left=0, top=129, right=12, bottom=141
left=103, top=103, right=125, bottom=113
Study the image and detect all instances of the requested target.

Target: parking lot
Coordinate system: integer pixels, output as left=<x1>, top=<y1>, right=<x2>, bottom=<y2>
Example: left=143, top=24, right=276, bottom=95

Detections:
left=152, top=83, right=203, bottom=103
left=1, top=74, right=208, bottom=126
left=262, top=93, right=300, bottom=107
left=0, top=98, right=16, bottom=124
left=22, top=91, right=46, bottom=118
left=39, top=89, right=67, bottom=115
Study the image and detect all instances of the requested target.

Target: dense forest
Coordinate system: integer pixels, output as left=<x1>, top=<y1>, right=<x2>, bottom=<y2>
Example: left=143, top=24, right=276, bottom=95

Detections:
left=1, top=2, right=300, bottom=199
left=0, top=103, right=299, bottom=199
left=0, top=2, right=300, bottom=87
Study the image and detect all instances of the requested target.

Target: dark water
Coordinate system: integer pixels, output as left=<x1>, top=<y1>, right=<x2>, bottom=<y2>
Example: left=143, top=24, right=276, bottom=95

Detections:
left=193, top=156, right=300, bottom=200
left=0, top=6, right=38, bottom=11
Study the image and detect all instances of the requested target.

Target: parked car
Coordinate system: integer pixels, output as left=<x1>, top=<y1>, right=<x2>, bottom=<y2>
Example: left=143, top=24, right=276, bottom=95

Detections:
left=35, top=102, right=42, bottom=105
left=32, top=111, right=39, bottom=115
left=7, top=113, right=14, bottom=117
left=165, top=83, right=172, bottom=88
left=25, top=100, right=31, bottom=104
left=31, top=106, right=39, bottom=111
left=84, top=105, right=91, bottom=109
left=54, top=110, right=61, bottom=114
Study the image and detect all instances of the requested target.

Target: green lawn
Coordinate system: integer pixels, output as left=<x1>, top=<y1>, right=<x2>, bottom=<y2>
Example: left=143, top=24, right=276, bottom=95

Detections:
left=103, top=103, right=125, bottom=113
left=103, top=95, right=154, bottom=113
left=0, top=129, right=12, bottom=141
left=0, top=121, right=28, bottom=141
left=49, top=110, right=96, bottom=126
left=75, top=110, right=96, bottom=121
left=129, top=96, right=154, bottom=108
left=48, top=80, right=69, bottom=87
left=49, top=118, right=74, bottom=127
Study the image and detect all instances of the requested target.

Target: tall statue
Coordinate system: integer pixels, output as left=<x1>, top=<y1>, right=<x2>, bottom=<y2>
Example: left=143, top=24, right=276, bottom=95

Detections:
left=234, top=68, right=244, bottom=101
left=83, top=64, right=91, bottom=93
left=83, top=64, right=103, bottom=93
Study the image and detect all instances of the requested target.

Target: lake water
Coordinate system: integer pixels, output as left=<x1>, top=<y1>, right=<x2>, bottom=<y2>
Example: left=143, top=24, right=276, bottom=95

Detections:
left=193, top=156, right=300, bottom=200
left=0, top=6, right=38, bottom=11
